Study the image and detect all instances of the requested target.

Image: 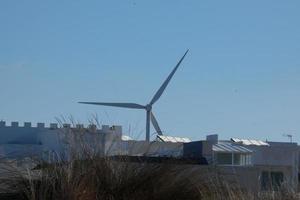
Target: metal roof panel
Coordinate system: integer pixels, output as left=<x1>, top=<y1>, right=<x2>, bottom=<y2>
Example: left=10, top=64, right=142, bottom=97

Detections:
left=213, top=142, right=252, bottom=153
left=157, top=135, right=191, bottom=143
left=231, top=138, right=269, bottom=146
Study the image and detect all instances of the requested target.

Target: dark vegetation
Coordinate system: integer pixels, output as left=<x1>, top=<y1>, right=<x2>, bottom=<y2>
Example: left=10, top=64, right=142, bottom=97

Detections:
left=1, top=155, right=299, bottom=200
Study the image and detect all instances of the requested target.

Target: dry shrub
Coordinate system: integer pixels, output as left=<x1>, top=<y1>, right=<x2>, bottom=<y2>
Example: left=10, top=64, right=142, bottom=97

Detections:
left=2, top=156, right=299, bottom=200
left=7, top=157, right=201, bottom=200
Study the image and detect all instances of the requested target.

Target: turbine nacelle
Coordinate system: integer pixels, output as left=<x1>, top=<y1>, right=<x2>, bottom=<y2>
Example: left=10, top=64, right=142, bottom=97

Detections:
left=145, top=104, right=152, bottom=111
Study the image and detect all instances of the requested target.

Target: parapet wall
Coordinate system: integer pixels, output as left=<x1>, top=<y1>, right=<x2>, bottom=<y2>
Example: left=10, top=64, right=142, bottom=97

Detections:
left=0, top=121, right=51, bottom=129
left=0, top=120, right=123, bottom=146
left=0, top=120, right=122, bottom=134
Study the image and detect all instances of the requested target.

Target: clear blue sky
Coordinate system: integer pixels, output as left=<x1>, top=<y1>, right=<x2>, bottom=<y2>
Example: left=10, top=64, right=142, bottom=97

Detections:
left=1, top=1, right=300, bottom=142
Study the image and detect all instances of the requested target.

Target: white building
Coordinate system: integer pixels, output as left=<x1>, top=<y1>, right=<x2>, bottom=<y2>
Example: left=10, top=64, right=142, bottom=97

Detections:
left=0, top=121, right=122, bottom=160
left=183, top=134, right=300, bottom=192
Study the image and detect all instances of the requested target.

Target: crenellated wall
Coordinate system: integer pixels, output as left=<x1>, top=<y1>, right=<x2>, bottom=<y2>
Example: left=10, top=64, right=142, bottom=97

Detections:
left=0, top=120, right=123, bottom=159
left=0, top=121, right=122, bottom=131
left=0, top=121, right=55, bottom=129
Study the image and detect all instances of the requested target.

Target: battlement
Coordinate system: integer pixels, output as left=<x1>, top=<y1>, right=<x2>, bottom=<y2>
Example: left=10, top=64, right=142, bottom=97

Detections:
left=0, top=120, right=122, bottom=134
left=0, top=121, right=49, bottom=129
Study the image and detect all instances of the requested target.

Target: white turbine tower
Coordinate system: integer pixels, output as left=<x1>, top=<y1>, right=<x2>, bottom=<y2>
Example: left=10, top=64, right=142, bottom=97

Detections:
left=79, top=50, right=189, bottom=142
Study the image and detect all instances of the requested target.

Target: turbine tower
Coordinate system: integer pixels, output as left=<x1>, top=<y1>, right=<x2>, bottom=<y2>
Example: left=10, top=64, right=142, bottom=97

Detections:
left=79, top=50, right=189, bottom=142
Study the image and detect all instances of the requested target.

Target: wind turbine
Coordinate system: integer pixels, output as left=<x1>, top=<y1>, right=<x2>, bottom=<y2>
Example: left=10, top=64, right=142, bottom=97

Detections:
left=79, top=50, right=189, bottom=142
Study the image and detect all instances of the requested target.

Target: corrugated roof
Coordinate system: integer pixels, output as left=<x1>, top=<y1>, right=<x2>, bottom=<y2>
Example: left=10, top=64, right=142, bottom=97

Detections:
left=231, top=138, right=269, bottom=146
left=213, top=142, right=252, bottom=153
left=157, top=135, right=191, bottom=143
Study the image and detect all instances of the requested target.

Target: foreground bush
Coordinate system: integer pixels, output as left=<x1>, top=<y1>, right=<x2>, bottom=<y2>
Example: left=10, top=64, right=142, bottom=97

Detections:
left=1, top=156, right=299, bottom=200
left=2, top=157, right=202, bottom=200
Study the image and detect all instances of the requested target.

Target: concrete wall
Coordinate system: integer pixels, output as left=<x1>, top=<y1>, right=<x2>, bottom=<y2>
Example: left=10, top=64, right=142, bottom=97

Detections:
left=248, top=143, right=298, bottom=166
left=0, top=122, right=45, bottom=145
left=218, top=165, right=296, bottom=192
left=245, top=142, right=299, bottom=190
left=39, top=126, right=123, bottom=160
left=183, top=141, right=203, bottom=159
left=0, top=144, right=43, bottom=159
left=0, top=121, right=123, bottom=160
left=183, top=141, right=213, bottom=163
left=119, top=140, right=183, bottom=157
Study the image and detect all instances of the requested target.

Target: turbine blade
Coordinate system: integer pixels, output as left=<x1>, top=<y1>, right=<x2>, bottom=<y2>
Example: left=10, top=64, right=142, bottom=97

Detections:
left=150, top=112, right=163, bottom=135
left=150, top=49, right=189, bottom=105
left=79, top=102, right=145, bottom=109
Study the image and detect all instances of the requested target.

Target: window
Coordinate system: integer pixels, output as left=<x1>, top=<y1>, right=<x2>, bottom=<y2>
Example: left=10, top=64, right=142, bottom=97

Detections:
left=242, top=154, right=251, bottom=165
left=261, top=171, right=284, bottom=191
left=234, top=154, right=241, bottom=165
left=216, top=153, right=252, bottom=166
left=271, top=172, right=284, bottom=191
left=216, top=153, right=232, bottom=165
left=261, top=171, right=270, bottom=191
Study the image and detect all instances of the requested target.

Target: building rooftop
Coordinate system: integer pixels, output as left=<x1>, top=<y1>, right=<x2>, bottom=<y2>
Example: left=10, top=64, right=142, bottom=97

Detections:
left=231, top=138, right=269, bottom=146
left=157, top=135, right=191, bottom=143
left=213, top=142, right=253, bottom=153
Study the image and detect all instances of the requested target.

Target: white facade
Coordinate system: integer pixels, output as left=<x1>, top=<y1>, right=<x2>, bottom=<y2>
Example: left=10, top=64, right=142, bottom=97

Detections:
left=0, top=121, right=122, bottom=160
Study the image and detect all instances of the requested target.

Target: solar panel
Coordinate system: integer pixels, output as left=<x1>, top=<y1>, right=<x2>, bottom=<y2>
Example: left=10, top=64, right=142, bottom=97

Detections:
left=213, top=142, right=252, bottom=153
left=157, top=135, right=191, bottom=143
left=231, top=138, right=269, bottom=146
